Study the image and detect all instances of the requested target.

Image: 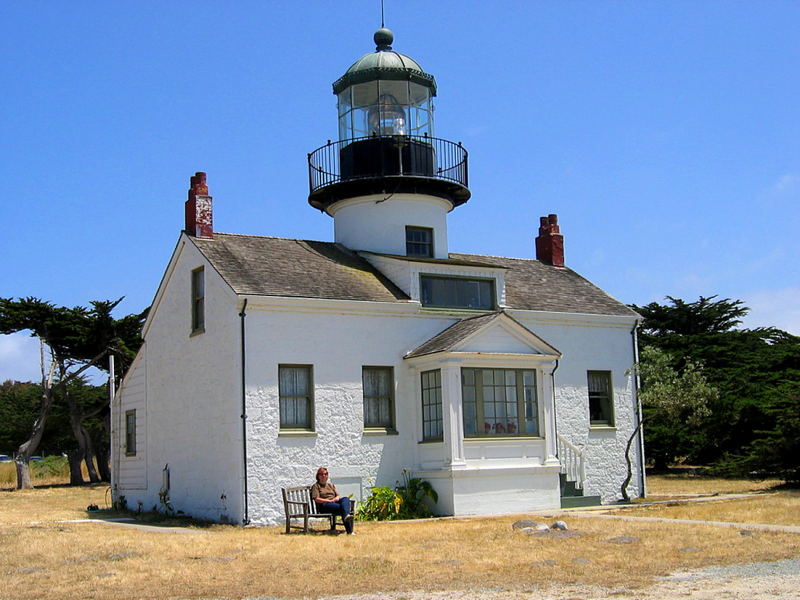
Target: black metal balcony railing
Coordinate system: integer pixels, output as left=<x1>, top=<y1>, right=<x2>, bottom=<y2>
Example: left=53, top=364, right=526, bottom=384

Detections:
left=308, top=134, right=468, bottom=196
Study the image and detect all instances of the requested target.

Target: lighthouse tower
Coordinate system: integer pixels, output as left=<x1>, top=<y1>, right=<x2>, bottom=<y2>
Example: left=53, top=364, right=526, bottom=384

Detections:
left=308, top=28, right=470, bottom=259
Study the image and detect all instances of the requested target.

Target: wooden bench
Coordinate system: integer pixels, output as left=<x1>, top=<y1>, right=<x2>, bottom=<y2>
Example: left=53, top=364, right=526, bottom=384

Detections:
left=281, top=486, right=357, bottom=534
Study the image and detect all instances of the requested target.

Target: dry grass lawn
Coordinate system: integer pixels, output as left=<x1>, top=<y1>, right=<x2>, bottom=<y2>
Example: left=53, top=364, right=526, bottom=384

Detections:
left=620, top=489, right=800, bottom=526
left=1, top=481, right=799, bottom=600
left=0, top=459, right=95, bottom=490
left=644, top=473, right=785, bottom=497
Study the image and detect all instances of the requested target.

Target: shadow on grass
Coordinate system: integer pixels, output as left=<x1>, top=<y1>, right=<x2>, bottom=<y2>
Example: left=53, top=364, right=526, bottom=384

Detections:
left=773, top=481, right=800, bottom=491
left=1, top=481, right=110, bottom=491
left=86, top=508, right=220, bottom=529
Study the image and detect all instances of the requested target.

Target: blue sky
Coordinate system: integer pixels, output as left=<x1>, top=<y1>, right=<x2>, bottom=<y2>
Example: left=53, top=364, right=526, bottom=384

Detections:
left=2, top=1, right=799, bottom=382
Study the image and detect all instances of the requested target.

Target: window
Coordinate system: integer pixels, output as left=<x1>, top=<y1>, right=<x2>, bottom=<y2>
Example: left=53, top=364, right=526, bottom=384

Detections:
left=125, top=410, right=136, bottom=456
left=406, top=226, right=433, bottom=258
left=421, top=369, right=443, bottom=441
left=588, top=371, right=614, bottom=427
left=191, top=267, right=205, bottom=333
left=363, top=366, right=395, bottom=430
left=462, top=368, right=538, bottom=437
left=279, top=365, right=314, bottom=430
left=420, top=275, right=495, bottom=310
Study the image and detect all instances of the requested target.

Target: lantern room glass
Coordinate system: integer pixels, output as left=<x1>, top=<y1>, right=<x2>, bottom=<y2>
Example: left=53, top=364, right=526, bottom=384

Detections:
left=337, top=80, right=433, bottom=141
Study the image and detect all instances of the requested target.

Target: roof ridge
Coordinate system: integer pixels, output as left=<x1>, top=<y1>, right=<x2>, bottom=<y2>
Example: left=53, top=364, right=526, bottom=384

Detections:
left=450, top=251, right=536, bottom=263
left=213, top=232, right=334, bottom=245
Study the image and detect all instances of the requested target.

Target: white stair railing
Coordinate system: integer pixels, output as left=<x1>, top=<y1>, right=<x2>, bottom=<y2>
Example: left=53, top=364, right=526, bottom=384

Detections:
left=557, top=434, right=585, bottom=490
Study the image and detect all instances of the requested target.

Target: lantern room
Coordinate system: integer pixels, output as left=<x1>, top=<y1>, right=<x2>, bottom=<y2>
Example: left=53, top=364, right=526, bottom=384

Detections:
left=334, top=28, right=435, bottom=140
left=308, top=28, right=470, bottom=213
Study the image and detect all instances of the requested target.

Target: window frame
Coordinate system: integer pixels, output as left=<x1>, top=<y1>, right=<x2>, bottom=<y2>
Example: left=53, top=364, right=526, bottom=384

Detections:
left=587, top=370, right=615, bottom=428
left=190, top=266, right=205, bottom=334
left=362, top=366, right=396, bottom=432
left=125, top=409, right=136, bottom=457
left=419, top=274, right=496, bottom=310
left=421, top=369, right=443, bottom=442
left=461, top=368, right=539, bottom=438
left=406, top=225, right=434, bottom=258
left=278, top=364, right=315, bottom=432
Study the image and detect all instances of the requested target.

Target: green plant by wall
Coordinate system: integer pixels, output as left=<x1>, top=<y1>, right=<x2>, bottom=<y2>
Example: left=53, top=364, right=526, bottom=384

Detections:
left=357, top=471, right=438, bottom=521
left=356, top=486, right=400, bottom=521
left=396, top=471, right=438, bottom=518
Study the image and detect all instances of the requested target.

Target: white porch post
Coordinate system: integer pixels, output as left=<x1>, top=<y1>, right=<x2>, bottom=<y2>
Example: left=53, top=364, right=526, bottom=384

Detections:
left=542, top=363, right=559, bottom=466
left=441, top=361, right=466, bottom=467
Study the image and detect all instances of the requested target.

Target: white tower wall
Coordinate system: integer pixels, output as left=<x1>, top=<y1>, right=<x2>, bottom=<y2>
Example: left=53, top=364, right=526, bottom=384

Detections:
left=329, top=193, right=451, bottom=257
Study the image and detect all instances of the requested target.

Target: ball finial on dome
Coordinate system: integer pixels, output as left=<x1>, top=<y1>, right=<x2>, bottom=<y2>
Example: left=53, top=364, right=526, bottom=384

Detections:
left=374, top=28, right=393, bottom=50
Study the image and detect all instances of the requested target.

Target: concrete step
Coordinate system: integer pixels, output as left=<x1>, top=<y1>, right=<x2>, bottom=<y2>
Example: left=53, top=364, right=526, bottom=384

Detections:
left=559, top=472, right=583, bottom=498
left=560, top=495, right=602, bottom=509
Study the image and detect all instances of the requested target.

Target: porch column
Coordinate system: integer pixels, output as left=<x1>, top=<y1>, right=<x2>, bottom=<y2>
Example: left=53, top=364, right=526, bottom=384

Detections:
left=441, top=361, right=466, bottom=467
left=541, top=363, right=559, bottom=466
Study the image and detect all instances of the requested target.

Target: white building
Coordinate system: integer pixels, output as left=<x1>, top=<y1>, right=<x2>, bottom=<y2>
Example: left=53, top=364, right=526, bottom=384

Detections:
left=112, top=28, right=644, bottom=525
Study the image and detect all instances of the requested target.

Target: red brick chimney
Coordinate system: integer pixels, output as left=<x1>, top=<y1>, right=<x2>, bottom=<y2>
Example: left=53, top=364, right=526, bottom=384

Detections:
left=185, top=172, right=213, bottom=238
left=535, top=214, right=565, bottom=267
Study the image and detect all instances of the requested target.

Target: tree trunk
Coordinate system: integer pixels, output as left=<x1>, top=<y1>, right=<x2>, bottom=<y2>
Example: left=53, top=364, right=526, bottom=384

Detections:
left=15, top=395, right=52, bottom=489
left=14, top=356, right=58, bottom=489
left=651, top=453, right=670, bottom=472
left=15, top=458, right=33, bottom=489
left=64, top=382, right=101, bottom=483
left=96, top=408, right=112, bottom=482
left=96, top=443, right=111, bottom=482
left=67, top=449, right=84, bottom=485
left=620, top=415, right=651, bottom=502
left=66, top=414, right=100, bottom=483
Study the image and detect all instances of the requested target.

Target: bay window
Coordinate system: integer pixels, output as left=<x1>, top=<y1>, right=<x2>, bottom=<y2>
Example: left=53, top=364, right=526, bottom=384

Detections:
left=462, top=368, right=538, bottom=437
left=421, top=369, right=443, bottom=441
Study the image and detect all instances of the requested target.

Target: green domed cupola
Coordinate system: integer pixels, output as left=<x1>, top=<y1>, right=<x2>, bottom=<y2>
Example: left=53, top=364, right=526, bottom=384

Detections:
left=308, top=29, right=469, bottom=212
left=333, top=28, right=436, bottom=140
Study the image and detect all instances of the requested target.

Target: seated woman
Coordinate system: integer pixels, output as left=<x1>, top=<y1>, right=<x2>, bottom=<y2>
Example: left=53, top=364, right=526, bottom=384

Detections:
left=310, top=467, right=354, bottom=535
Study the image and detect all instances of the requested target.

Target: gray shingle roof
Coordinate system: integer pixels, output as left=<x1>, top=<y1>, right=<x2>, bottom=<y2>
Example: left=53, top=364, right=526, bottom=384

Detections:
left=189, top=233, right=636, bottom=317
left=191, top=233, right=409, bottom=302
left=405, top=312, right=503, bottom=358
left=450, top=252, right=637, bottom=317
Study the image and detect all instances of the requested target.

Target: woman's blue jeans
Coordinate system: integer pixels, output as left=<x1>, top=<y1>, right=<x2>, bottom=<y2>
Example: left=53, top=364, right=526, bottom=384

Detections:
left=320, top=497, right=353, bottom=533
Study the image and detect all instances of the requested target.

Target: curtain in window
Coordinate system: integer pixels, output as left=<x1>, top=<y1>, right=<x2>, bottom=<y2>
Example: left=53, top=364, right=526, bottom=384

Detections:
left=588, top=371, right=613, bottom=425
left=588, top=372, right=609, bottom=395
left=363, top=367, right=392, bottom=427
left=280, top=366, right=310, bottom=427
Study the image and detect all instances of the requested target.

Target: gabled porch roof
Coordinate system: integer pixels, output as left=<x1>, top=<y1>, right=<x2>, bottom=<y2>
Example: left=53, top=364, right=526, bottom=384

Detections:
left=404, top=311, right=561, bottom=360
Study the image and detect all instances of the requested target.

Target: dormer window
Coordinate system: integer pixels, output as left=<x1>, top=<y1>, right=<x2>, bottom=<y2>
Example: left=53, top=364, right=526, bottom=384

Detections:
left=420, top=274, right=495, bottom=310
left=406, top=226, right=433, bottom=258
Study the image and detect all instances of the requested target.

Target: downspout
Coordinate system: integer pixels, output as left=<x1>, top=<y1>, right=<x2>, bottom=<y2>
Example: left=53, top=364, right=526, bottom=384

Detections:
left=631, top=321, right=646, bottom=498
left=239, top=298, right=250, bottom=525
left=109, top=353, right=118, bottom=499
left=551, top=358, right=560, bottom=455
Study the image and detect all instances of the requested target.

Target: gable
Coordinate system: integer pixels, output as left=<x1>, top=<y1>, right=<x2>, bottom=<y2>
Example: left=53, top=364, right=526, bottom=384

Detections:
left=459, top=320, right=548, bottom=355
left=405, top=311, right=560, bottom=360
